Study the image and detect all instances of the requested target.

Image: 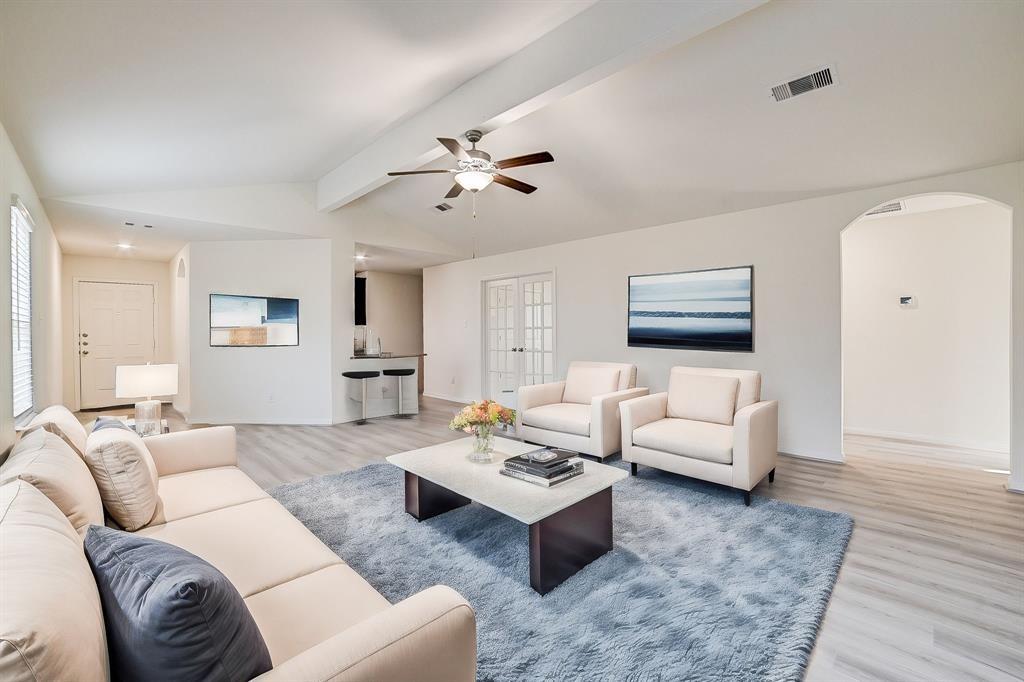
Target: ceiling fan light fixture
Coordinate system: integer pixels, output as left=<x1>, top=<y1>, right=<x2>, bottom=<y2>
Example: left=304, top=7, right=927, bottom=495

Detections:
left=454, top=170, right=493, bottom=192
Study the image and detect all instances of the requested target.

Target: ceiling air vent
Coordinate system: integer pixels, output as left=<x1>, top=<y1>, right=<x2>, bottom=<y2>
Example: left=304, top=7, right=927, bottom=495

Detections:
left=432, top=202, right=454, bottom=213
left=865, top=201, right=904, bottom=216
left=771, top=67, right=834, bottom=102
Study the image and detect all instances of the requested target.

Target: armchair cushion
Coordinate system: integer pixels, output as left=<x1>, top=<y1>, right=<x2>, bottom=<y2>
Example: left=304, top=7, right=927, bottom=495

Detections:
left=521, top=403, right=590, bottom=437
left=562, top=365, right=620, bottom=405
left=632, top=418, right=733, bottom=464
left=667, top=372, right=739, bottom=425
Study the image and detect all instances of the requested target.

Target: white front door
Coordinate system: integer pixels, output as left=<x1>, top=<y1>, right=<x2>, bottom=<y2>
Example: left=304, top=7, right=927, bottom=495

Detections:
left=483, top=273, right=555, bottom=408
left=78, top=281, right=156, bottom=408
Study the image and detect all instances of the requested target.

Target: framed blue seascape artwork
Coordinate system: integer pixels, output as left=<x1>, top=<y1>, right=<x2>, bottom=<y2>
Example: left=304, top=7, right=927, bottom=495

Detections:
left=627, top=266, right=753, bottom=352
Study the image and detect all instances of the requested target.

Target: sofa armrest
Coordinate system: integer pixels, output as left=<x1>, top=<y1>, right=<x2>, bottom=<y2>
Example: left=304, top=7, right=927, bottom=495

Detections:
left=143, top=426, right=238, bottom=476
left=516, top=381, right=566, bottom=429
left=731, top=400, right=779, bottom=491
left=253, top=585, right=476, bottom=682
left=619, top=393, right=668, bottom=460
left=591, top=388, right=650, bottom=457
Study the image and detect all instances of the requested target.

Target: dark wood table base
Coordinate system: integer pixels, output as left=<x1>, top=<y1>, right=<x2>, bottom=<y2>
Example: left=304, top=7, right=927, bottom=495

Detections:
left=405, top=472, right=471, bottom=520
left=529, top=487, right=613, bottom=594
left=402, top=472, right=614, bottom=595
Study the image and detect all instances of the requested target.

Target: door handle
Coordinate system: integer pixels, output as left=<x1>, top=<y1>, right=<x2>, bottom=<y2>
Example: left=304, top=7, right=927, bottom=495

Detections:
left=81, top=342, right=88, bottom=346
left=81, top=333, right=88, bottom=338
left=81, top=351, right=89, bottom=355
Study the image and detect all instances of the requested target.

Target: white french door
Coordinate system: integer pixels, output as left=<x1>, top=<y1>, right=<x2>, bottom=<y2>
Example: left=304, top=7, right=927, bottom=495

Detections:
left=483, top=272, right=555, bottom=408
left=78, top=281, right=156, bottom=408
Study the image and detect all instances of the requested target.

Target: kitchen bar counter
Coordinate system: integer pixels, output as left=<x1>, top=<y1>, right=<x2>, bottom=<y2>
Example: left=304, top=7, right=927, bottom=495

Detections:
left=342, top=354, right=423, bottom=421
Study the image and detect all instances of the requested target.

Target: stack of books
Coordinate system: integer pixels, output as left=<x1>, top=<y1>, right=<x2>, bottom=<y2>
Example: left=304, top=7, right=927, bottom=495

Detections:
left=500, top=448, right=584, bottom=487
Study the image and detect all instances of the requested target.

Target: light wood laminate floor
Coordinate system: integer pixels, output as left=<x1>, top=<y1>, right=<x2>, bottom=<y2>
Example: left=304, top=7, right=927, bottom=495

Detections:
left=79, top=398, right=1024, bottom=681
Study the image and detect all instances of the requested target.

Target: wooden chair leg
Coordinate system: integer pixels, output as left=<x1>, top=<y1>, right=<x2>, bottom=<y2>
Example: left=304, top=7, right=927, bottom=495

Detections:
left=768, top=468, right=776, bottom=484
left=743, top=491, right=751, bottom=506
left=630, top=462, right=637, bottom=476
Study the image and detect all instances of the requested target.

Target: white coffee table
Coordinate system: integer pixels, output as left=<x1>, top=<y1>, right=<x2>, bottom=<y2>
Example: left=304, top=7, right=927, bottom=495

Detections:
left=387, top=436, right=628, bottom=594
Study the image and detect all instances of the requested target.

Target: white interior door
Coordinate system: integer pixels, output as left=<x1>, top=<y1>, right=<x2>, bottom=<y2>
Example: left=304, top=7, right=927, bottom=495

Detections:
left=78, top=281, right=155, bottom=408
left=483, top=273, right=555, bottom=407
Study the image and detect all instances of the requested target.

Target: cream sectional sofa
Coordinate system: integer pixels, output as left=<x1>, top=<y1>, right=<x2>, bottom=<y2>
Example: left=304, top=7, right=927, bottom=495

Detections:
left=0, top=408, right=476, bottom=682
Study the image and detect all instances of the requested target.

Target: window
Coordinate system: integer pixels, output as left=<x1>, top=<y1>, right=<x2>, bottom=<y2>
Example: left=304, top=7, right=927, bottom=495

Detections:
left=11, top=200, right=33, bottom=418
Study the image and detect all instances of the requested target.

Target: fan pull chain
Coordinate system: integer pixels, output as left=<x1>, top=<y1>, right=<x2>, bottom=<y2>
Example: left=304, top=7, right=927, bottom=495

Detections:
left=472, top=192, right=478, bottom=220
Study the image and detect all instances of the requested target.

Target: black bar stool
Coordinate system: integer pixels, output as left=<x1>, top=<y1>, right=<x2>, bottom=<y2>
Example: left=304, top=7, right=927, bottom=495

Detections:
left=342, top=370, right=380, bottom=425
left=382, top=368, right=416, bottom=418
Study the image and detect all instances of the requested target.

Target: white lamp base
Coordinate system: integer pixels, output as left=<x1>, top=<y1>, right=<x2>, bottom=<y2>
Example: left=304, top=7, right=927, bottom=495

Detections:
left=134, top=399, right=162, bottom=437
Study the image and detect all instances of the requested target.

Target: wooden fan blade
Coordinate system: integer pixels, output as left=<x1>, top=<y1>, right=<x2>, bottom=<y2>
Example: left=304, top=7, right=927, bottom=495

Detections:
left=438, top=137, right=471, bottom=162
left=444, top=183, right=464, bottom=199
left=494, top=151, right=553, bottom=170
left=493, top=174, right=537, bottom=194
left=387, top=169, right=451, bottom=176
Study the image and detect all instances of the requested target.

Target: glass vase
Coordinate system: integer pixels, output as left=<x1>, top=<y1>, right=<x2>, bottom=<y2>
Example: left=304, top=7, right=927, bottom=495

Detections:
left=468, top=424, right=495, bottom=463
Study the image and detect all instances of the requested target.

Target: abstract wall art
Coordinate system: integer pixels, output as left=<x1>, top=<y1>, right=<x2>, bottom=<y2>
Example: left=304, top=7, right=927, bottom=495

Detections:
left=210, top=294, right=299, bottom=347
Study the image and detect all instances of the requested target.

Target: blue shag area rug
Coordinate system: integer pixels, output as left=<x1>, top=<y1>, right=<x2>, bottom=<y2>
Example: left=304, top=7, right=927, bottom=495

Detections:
left=270, top=461, right=852, bottom=681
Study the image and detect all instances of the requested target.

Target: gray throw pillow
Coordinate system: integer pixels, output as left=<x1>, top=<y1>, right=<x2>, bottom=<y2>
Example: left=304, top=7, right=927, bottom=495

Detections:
left=84, top=525, right=273, bottom=682
left=92, top=417, right=134, bottom=433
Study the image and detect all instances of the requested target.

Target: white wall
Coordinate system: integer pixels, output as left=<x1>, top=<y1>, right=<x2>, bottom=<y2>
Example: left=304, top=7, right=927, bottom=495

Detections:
left=424, top=162, right=1023, bottom=466
left=0, top=122, right=62, bottom=452
left=842, top=202, right=1011, bottom=452
left=187, top=239, right=334, bottom=425
left=60, top=254, right=173, bottom=409
left=362, top=271, right=423, bottom=355
left=170, top=245, right=190, bottom=416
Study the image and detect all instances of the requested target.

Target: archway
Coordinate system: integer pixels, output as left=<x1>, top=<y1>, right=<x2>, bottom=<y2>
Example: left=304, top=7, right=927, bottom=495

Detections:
left=840, top=193, right=1013, bottom=476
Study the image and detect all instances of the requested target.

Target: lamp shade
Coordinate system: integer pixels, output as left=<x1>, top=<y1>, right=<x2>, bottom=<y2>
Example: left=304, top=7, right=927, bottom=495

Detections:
left=115, top=364, right=178, bottom=399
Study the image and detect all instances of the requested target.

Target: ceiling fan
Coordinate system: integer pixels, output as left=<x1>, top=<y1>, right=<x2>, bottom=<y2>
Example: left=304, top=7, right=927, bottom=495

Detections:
left=387, top=129, right=553, bottom=201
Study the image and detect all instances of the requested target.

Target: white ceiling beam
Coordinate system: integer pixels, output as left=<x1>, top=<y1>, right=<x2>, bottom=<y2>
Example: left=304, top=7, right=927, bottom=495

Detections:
left=316, top=0, right=766, bottom=212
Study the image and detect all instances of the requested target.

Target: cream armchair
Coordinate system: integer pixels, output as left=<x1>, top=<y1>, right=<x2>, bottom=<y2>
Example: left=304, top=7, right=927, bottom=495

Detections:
left=516, top=361, right=648, bottom=459
left=620, top=366, right=778, bottom=505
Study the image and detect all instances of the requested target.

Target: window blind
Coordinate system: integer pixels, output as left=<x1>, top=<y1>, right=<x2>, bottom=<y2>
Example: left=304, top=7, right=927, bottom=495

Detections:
left=11, top=201, right=33, bottom=418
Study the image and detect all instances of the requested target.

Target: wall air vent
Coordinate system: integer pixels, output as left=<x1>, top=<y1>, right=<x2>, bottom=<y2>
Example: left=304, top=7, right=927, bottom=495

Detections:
left=771, top=67, right=834, bottom=102
left=432, top=202, right=454, bottom=213
left=865, top=201, right=904, bottom=216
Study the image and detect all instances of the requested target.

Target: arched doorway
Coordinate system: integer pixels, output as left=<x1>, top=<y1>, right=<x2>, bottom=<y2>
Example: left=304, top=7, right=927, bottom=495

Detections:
left=841, top=193, right=1013, bottom=473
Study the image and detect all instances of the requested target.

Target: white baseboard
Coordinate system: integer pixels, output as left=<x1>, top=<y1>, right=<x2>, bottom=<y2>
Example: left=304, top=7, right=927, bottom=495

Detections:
left=422, top=392, right=471, bottom=404
left=778, top=450, right=844, bottom=464
left=843, top=427, right=1008, bottom=455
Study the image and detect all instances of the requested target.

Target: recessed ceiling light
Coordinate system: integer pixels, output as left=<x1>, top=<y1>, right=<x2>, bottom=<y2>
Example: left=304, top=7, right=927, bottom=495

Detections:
left=354, top=254, right=367, bottom=260
left=117, top=243, right=133, bottom=250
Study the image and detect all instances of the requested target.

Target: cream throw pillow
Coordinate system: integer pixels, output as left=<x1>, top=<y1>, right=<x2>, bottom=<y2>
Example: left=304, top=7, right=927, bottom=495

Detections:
left=0, top=427, right=103, bottom=534
left=667, top=372, right=740, bottom=425
left=26, top=405, right=89, bottom=456
left=0, top=480, right=108, bottom=682
left=83, top=428, right=160, bottom=531
left=562, top=366, right=621, bottom=404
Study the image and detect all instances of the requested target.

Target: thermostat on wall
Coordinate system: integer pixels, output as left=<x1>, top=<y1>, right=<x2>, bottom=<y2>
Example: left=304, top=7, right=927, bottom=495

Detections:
left=899, top=296, right=915, bottom=308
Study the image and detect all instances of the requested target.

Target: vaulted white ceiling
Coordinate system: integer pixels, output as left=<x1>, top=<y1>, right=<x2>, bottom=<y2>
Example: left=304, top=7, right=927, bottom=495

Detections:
left=0, top=0, right=591, bottom=197
left=1, top=0, right=1021, bottom=263
left=359, top=0, right=1024, bottom=256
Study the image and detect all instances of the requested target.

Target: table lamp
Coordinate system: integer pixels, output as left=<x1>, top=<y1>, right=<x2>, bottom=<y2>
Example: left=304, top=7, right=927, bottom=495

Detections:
left=115, top=363, right=178, bottom=436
